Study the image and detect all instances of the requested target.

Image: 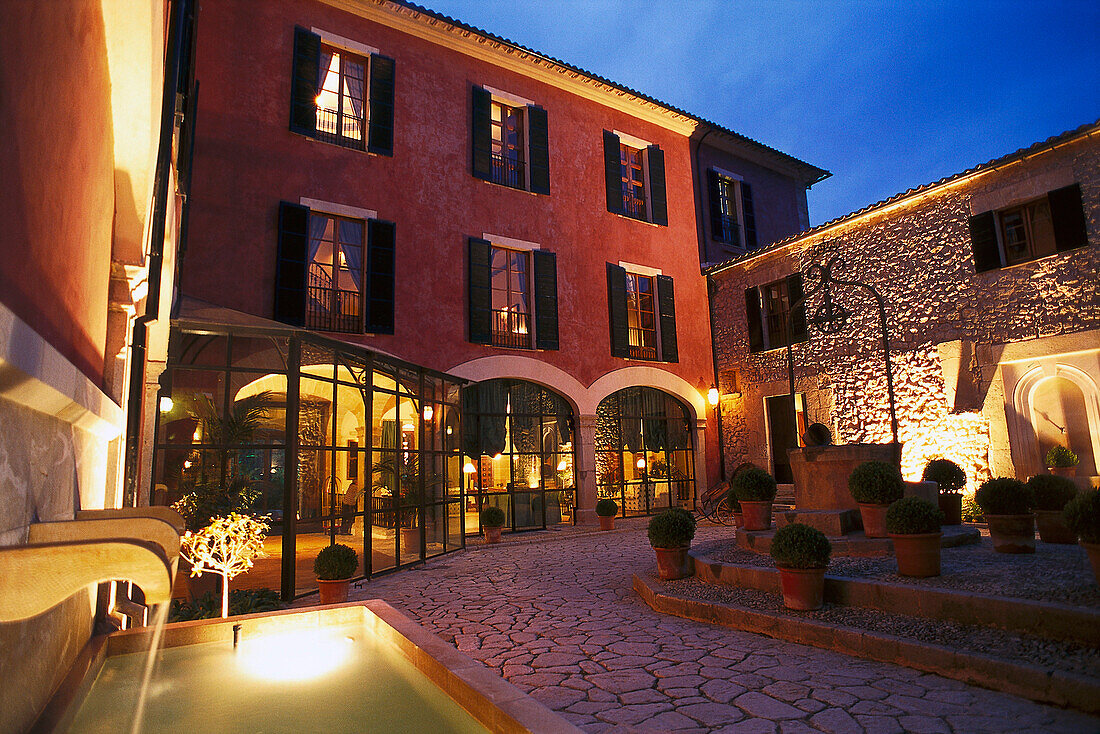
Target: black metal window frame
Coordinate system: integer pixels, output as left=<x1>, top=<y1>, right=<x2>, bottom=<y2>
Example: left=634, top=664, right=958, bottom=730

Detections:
left=314, top=43, right=368, bottom=151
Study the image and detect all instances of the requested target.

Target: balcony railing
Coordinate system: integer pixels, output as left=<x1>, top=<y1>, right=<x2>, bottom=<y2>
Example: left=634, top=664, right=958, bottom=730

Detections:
left=621, top=189, right=646, bottom=220
left=491, top=308, right=530, bottom=348
left=627, top=327, right=657, bottom=360
left=714, top=214, right=741, bottom=246
left=307, top=284, right=362, bottom=334
left=490, top=152, right=525, bottom=189
left=315, top=106, right=365, bottom=151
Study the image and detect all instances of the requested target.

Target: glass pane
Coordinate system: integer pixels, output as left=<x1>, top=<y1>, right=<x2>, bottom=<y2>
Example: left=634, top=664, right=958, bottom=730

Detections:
left=169, top=332, right=227, bottom=367
left=230, top=335, right=289, bottom=371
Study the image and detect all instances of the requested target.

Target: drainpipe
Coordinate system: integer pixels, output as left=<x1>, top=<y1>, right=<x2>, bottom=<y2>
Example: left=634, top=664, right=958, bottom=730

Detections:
left=123, top=0, right=193, bottom=506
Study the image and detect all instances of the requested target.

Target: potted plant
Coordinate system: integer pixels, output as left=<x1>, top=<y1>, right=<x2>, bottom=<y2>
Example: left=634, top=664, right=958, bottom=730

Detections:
left=886, top=497, right=944, bottom=577
left=179, top=512, right=270, bottom=618
left=922, top=458, right=966, bottom=526
left=770, top=523, right=831, bottom=610
left=1064, top=490, right=1100, bottom=585
left=596, top=498, right=618, bottom=530
left=975, top=478, right=1036, bottom=553
left=848, top=461, right=904, bottom=538
left=729, top=467, right=777, bottom=531
left=1046, top=445, right=1079, bottom=478
left=314, top=543, right=359, bottom=604
left=648, top=507, right=697, bottom=580
left=481, top=505, right=506, bottom=544
left=1029, top=474, right=1079, bottom=544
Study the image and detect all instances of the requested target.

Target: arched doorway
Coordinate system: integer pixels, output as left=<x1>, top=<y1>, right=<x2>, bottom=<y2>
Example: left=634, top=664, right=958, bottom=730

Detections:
left=1030, top=374, right=1097, bottom=476
left=595, top=387, right=695, bottom=517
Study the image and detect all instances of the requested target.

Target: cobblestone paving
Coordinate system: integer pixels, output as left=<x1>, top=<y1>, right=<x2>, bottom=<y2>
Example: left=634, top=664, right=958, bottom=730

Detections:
left=352, top=522, right=1100, bottom=733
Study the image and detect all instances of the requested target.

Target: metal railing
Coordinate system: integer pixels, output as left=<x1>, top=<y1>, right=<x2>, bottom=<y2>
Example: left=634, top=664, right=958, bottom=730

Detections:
left=491, top=308, right=530, bottom=348
left=307, top=284, right=361, bottom=334
left=627, top=327, right=656, bottom=360
left=490, top=151, right=524, bottom=188
left=714, top=214, right=740, bottom=246
left=315, top=106, right=365, bottom=151
left=621, top=189, right=646, bottom=219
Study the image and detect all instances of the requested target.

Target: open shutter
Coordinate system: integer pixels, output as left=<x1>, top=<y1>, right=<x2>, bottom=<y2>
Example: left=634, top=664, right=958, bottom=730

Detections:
left=656, top=275, right=678, bottom=363
left=1049, top=183, right=1088, bottom=252
left=366, top=219, right=395, bottom=334
left=533, top=250, right=558, bottom=350
left=707, top=169, right=725, bottom=242
left=647, top=145, right=668, bottom=226
left=786, top=272, right=807, bottom=344
left=606, top=263, right=629, bottom=358
left=290, top=27, right=320, bottom=135
left=741, top=182, right=757, bottom=250
left=968, top=211, right=1001, bottom=272
left=367, top=54, right=395, bottom=156
left=603, top=130, right=623, bottom=214
left=745, top=287, right=764, bottom=353
left=275, top=202, right=310, bottom=326
left=471, top=86, right=492, bottom=180
left=528, top=105, right=550, bottom=195
left=468, top=237, right=492, bottom=344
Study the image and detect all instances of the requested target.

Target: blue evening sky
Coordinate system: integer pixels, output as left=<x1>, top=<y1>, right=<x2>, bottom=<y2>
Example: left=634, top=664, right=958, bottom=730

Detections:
left=424, top=0, right=1100, bottom=226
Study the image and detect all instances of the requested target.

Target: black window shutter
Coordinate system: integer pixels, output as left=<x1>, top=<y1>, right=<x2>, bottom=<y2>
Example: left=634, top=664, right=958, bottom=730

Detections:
left=366, top=219, right=396, bottom=334
left=528, top=105, right=550, bottom=195
left=533, top=250, right=559, bottom=350
left=606, top=263, right=629, bottom=358
left=786, top=272, right=807, bottom=343
left=290, top=27, right=321, bottom=135
left=275, top=202, right=310, bottom=326
left=603, top=130, right=623, bottom=214
left=367, top=54, right=395, bottom=156
left=741, top=182, right=757, bottom=249
left=1048, top=183, right=1088, bottom=252
left=468, top=237, right=492, bottom=344
left=968, top=211, right=1001, bottom=272
left=745, top=287, right=764, bottom=353
left=707, top=169, right=726, bottom=242
left=471, top=86, right=492, bottom=180
left=647, top=145, right=668, bottom=226
left=656, top=275, right=678, bottom=363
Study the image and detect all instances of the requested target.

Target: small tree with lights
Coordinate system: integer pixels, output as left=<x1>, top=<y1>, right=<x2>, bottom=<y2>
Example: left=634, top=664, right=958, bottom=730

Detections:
left=180, top=512, right=270, bottom=619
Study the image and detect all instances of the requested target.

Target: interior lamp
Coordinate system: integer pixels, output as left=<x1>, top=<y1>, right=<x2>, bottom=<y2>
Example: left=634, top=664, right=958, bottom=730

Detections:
left=556, top=460, right=567, bottom=472
left=636, top=457, right=646, bottom=470
left=462, top=461, right=477, bottom=474
left=422, top=405, right=433, bottom=421
left=707, top=386, right=720, bottom=407
left=158, top=396, right=174, bottom=413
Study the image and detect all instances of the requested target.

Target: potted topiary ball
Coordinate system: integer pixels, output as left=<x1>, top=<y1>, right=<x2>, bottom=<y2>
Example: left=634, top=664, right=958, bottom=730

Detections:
left=314, top=543, right=359, bottom=604
left=1045, top=445, right=1079, bottom=478
left=1029, top=475, right=1079, bottom=544
left=595, top=498, right=619, bottom=530
left=770, top=523, right=831, bottom=610
left=480, top=505, right=506, bottom=544
left=848, top=461, right=904, bottom=538
left=975, top=478, right=1035, bottom=553
left=886, top=497, right=944, bottom=577
left=1064, top=490, right=1100, bottom=585
left=647, top=507, right=697, bottom=580
left=729, top=467, right=778, bottom=532
left=922, top=458, right=966, bottom=526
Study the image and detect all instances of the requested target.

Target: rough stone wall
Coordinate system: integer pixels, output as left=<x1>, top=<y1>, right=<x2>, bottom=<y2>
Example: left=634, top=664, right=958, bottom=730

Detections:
left=711, top=132, right=1100, bottom=487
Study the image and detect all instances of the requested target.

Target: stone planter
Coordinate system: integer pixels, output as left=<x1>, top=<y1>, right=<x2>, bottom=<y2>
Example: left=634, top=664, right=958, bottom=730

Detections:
left=986, top=514, right=1036, bottom=554
left=483, top=526, right=503, bottom=544
left=1049, top=466, right=1077, bottom=479
left=653, top=546, right=693, bottom=580
left=776, top=566, right=826, bottom=610
left=1034, top=510, right=1076, bottom=544
left=888, top=532, right=942, bottom=577
left=938, top=493, right=962, bottom=526
left=1082, top=541, right=1100, bottom=586
left=400, top=527, right=421, bottom=554
left=858, top=503, right=889, bottom=538
left=732, top=511, right=744, bottom=529
left=317, top=578, right=350, bottom=604
left=740, top=501, right=773, bottom=531
left=598, top=515, right=615, bottom=531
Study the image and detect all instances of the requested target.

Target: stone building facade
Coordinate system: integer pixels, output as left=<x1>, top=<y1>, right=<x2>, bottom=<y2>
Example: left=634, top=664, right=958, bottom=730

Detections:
left=708, top=122, right=1100, bottom=492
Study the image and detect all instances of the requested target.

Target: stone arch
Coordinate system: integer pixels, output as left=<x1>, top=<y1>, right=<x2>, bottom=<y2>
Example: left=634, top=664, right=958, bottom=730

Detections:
left=1012, top=364, right=1100, bottom=476
left=588, top=366, right=707, bottom=421
left=446, top=355, right=586, bottom=417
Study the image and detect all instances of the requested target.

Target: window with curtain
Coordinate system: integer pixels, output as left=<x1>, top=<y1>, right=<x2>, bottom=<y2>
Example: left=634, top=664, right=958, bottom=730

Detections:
left=315, top=44, right=366, bottom=148
left=490, top=100, right=525, bottom=188
left=307, top=213, right=364, bottom=333
left=620, top=143, right=646, bottom=219
left=625, top=272, right=657, bottom=360
left=490, top=246, right=531, bottom=349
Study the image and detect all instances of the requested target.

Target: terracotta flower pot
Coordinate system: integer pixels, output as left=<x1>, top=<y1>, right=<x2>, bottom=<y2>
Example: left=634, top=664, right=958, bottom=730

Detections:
left=776, top=566, right=826, bottom=610
left=858, top=503, right=889, bottom=538
left=653, top=546, right=693, bottom=580
left=317, top=578, right=350, bottom=604
left=732, top=512, right=744, bottom=529
left=938, top=494, right=962, bottom=526
left=1082, top=541, right=1100, bottom=586
left=598, top=515, right=615, bottom=531
left=182, top=558, right=221, bottom=602
left=400, top=527, right=422, bottom=553
left=1034, top=510, right=1077, bottom=544
left=484, top=526, right=502, bottom=544
left=889, top=532, right=942, bottom=577
left=740, top=501, right=773, bottom=531
left=985, top=514, right=1036, bottom=553
left=1049, top=466, right=1077, bottom=479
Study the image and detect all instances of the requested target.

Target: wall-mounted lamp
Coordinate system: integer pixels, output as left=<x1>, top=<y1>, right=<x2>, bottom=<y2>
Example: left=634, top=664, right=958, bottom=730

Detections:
left=422, top=405, right=434, bottom=421
left=707, top=386, right=720, bottom=407
left=636, top=457, right=646, bottom=470
left=159, top=396, right=174, bottom=413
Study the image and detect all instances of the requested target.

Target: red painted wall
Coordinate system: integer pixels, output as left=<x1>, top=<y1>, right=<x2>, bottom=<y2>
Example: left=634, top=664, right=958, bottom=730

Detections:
left=0, top=0, right=114, bottom=384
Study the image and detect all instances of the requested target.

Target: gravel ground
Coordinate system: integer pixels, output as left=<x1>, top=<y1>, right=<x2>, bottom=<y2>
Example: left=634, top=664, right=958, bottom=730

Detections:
left=693, top=532, right=1100, bottom=608
left=661, top=575, right=1100, bottom=677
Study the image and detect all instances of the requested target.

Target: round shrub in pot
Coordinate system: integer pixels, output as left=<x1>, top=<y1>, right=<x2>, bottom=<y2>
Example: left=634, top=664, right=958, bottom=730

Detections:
left=596, top=498, right=618, bottom=530
left=730, top=467, right=778, bottom=532
left=769, top=523, right=831, bottom=610
left=1028, top=474, right=1079, bottom=544
left=1064, top=490, right=1100, bottom=586
left=648, top=507, right=697, bottom=580
left=481, top=505, right=506, bottom=544
left=922, top=458, right=966, bottom=525
left=885, top=497, right=944, bottom=577
left=314, top=543, right=359, bottom=604
left=1045, top=445, right=1079, bottom=478
left=848, top=461, right=904, bottom=538
left=975, top=478, right=1035, bottom=554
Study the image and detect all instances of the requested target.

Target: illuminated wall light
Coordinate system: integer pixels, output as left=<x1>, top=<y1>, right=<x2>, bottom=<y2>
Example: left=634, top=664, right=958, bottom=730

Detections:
left=192, top=429, right=202, bottom=441
left=556, top=460, right=567, bottom=472
left=422, top=405, right=433, bottom=421
left=183, top=460, right=192, bottom=469
left=636, top=457, right=646, bottom=470
left=401, top=423, right=414, bottom=432
left=445, top=426, right=453, bottom=435
left=707, top=386, right=720, bottom=407
left=159, top=396, right=173, bottom=413
left=493, top=453, right=503, bottom=461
